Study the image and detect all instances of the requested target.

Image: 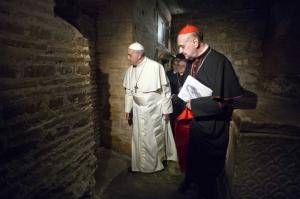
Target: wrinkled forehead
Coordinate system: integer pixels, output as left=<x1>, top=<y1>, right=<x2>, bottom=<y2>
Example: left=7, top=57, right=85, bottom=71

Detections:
left=128, top=49, right=139, bottom=55
left=177, top=33, right=192, bottom=43
left=128, top=49, right=143, bottom=53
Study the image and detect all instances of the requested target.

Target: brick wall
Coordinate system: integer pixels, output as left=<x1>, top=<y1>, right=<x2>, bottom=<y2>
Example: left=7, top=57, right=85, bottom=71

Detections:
left=96, top=0, right=134, bottom=155
left=75, top=8, right=103, bottom=158
left=0, top=0, right=97, bottom=198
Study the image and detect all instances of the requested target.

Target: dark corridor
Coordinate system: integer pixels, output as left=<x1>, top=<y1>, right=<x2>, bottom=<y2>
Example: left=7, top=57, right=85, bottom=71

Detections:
left=1, top=0, right=300, bottom=199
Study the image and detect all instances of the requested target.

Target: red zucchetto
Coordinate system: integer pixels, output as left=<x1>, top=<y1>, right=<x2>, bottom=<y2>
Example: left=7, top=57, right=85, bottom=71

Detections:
left=178, top=24, right=199, bottom=35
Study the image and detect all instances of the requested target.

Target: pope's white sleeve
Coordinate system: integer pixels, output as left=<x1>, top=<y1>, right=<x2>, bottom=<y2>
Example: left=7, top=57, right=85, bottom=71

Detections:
left=124, top=88, right=133, bottom=113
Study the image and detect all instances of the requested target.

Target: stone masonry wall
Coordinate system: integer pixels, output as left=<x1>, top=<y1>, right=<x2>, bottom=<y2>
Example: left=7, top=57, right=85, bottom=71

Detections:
left=133, top=0, right=171, bottom=59
left=75, top=9, right=103, bottom=158
left=0, top=0, right=97, bottom=198
left=96, top=0, right=134, bottom=155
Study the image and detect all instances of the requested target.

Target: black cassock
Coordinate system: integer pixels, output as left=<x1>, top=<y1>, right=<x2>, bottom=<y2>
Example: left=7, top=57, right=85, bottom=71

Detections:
left=167, top=71, right=188, bottom=130
left=185, top=47, right=243, bottom=198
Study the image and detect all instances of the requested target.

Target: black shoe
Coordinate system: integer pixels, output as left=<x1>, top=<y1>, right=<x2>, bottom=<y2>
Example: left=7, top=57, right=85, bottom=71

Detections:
left=177, top=178, right=191, bottom=193
left=162, top=160, right=168, bottom=167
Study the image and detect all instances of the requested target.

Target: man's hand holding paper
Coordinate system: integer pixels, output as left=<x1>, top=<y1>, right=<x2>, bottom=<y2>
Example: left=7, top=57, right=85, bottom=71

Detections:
left=178, top=75, right=212, bottom=102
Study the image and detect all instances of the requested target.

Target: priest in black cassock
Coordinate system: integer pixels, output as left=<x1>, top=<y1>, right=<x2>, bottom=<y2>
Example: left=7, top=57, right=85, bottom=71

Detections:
left=166, top=56, right=178, bottom=98
left=167, top=54, right=188, bottom=131
left=176, top=24, right=243, bottom=199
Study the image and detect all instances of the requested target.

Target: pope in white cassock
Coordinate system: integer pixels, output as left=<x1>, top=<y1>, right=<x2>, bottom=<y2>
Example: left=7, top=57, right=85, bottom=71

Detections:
left=123, top=42, right=178, bottom=173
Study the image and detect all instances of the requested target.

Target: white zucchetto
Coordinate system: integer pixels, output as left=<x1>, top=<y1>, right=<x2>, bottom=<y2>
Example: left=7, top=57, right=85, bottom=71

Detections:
left=128, top=42, right=144, bottom=51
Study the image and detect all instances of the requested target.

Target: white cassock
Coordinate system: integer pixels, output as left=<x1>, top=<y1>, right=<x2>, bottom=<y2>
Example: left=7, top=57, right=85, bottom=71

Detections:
left=123, top=56, right=178, bottom=173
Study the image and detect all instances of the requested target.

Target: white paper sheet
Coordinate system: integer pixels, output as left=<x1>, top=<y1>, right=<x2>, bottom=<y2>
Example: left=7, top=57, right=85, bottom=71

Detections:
left=178, top=75, right=212, bottom=101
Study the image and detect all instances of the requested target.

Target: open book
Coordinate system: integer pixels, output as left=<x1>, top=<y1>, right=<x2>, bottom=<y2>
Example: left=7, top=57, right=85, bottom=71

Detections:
left=178, top=75, right=212, bottom=101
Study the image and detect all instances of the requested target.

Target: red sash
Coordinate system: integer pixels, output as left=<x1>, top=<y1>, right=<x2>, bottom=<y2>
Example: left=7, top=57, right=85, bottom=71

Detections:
left=174, top=107, right=193, bottom=173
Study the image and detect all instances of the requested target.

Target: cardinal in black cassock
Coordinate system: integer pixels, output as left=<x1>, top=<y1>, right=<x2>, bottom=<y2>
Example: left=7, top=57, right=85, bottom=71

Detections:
left=176, top=24, right=243, bottom=199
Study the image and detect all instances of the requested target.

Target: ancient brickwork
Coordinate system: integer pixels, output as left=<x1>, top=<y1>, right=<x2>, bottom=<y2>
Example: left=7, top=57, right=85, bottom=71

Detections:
left=0, top=0, right=97, bottom=198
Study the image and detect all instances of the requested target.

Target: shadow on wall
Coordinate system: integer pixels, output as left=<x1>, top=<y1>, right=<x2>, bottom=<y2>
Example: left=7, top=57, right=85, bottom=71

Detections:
left=54, top=1, right=112, bottom=156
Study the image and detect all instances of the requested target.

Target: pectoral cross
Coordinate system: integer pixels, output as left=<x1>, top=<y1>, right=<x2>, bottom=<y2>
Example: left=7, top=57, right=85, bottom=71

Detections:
left=134, top=84, right=138, bottom=93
